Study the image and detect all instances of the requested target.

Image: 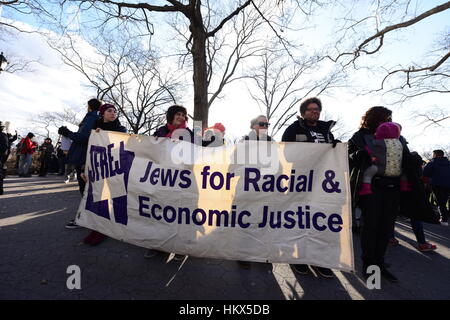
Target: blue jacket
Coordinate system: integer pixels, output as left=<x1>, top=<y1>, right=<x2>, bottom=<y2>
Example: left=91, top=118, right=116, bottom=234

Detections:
left=67, top=111, right=100, bottom=166
left=423, top=157, right=450, bottom=188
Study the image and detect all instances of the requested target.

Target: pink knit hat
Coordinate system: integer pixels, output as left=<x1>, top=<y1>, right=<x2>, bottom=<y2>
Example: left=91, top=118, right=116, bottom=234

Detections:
left=375, top=122, right=401, bottom=139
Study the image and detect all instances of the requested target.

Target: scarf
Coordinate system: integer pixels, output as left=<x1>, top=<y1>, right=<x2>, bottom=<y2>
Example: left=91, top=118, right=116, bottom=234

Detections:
left=166, top=121, right=187, bottom=138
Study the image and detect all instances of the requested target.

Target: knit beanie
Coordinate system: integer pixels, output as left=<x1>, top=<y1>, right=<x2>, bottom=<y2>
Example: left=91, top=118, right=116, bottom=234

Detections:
left=99, top=104, right=117, bottom=117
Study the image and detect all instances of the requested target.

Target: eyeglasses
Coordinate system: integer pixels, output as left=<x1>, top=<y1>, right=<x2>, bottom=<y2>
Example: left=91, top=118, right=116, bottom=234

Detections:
left=258, top=122, right=270, bottom=127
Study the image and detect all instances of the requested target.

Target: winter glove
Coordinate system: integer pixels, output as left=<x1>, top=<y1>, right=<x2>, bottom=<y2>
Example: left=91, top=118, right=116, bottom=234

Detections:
left=58, top=126, right=72, bottom=137
left=332, top=139, right=341, bottom=148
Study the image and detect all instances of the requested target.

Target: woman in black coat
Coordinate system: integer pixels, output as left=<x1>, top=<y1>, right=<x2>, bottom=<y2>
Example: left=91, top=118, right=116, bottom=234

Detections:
left=348, top=106, right=409, bottom=282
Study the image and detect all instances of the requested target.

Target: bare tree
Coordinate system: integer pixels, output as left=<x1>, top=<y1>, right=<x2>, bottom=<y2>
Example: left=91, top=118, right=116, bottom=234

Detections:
left=29, top=107, right=81, bottom=142
left=410, top=105, right=450, bottom=135
left=246, top=47, right=346, bottom=137
left=44, top=0, right=324, bottom=128
left=49, top=32, right=182, bottom=134
left=327, top=1, right=450, bottom=102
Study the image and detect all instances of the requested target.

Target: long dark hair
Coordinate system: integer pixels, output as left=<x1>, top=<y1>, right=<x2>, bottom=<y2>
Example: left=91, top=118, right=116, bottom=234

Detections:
left=360, top=106, right=392, bottom=133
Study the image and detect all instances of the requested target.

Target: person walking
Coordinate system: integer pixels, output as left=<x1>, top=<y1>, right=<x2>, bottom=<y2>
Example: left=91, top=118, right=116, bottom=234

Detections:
left=59, top=98, right=101, bottom=229
left=18, top=132, right=37, bottom=177
left=423, top=149, right=450, bottom=226
left=55, top=142, right=65, bottom=176
left=281, top=97, right=337, bottom=278
left=38, top=138, right=54, bottom=177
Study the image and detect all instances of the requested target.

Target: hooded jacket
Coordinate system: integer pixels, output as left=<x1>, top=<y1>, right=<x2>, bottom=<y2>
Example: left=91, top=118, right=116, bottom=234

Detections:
left=423, top=157, right=450, bottom=188
left=19, top=137, right=36, bottom=155
left=67, top=110, right=100, bottom=166
left=281, top=117, right=336, bottom=143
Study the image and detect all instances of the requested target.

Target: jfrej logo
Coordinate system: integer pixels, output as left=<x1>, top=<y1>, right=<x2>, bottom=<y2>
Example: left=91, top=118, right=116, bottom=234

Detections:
left=85, top=141, right=135, bottom=225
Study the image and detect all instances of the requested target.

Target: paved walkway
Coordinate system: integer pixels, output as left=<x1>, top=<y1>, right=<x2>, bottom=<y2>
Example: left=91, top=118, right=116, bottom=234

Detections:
left=1, top=175, right=449, bottom=300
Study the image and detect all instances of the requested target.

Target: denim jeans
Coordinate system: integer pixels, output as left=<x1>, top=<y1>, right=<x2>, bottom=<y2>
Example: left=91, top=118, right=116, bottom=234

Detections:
left=18, top=154, right=32, bottom=175
left=433, top=186, right=450, bottom=222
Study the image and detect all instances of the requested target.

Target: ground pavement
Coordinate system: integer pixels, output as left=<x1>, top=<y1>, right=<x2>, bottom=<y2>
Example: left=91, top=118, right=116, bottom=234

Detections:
left=1, top=175, right=449, bottom=300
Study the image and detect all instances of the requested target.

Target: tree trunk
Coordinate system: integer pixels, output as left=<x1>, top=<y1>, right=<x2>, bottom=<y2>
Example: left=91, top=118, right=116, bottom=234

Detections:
left=190, top=14, right=209, bottom=129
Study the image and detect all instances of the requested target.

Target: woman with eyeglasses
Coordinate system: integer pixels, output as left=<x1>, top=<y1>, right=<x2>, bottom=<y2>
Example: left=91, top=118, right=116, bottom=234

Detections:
left=243, top=115, right=273, bottom=141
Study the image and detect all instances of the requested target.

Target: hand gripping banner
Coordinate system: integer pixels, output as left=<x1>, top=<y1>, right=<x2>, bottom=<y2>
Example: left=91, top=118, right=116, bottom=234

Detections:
left=76, top=130, right=354, bottom=272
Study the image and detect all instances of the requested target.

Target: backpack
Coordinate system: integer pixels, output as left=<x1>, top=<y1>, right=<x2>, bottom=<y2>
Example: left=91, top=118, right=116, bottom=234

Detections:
left=17, top=138, right=27, bottom=153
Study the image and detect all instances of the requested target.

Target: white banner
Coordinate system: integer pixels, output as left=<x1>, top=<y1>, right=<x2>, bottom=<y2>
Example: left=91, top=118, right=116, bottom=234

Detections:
left=76, top=130, right=354, bottom=272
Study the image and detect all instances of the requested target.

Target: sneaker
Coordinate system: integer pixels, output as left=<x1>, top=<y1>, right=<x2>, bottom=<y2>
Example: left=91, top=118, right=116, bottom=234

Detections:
left=237, top=260, right=251, bottom=269
left=312, top=266, right=334, bottom=278
left=65, top=220, right=81, bottom=229
left=64, top=178, right=70, bottom=184
left=418, top=242, right=437, bottom=252
left=144, top=249, right=159, bottom=258
left=292, top=264, right=310, bottom=275
left=440, top=220, right=449, bottom=227
left=388, top=238, right=399, bottom=245
left=380, top=267, right=399, bottom=283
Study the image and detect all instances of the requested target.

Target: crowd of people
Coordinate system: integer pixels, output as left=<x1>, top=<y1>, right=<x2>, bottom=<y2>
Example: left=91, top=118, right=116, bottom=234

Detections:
left=1, top=97, right=449, bottom=283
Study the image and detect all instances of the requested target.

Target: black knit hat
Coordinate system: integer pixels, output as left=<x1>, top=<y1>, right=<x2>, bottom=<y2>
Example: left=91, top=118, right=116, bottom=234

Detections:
left=99, top=104, right=117, bottom=116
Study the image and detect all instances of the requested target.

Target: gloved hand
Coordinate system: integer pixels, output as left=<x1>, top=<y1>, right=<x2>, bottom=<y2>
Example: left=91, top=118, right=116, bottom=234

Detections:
left=332, top=139, right=341, bottom=148
left=58, top=126, right=72, bottom=137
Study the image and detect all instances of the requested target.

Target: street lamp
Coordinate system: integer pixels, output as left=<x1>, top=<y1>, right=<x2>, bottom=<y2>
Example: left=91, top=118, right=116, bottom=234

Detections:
left=0, top=52, right=8, bottom=72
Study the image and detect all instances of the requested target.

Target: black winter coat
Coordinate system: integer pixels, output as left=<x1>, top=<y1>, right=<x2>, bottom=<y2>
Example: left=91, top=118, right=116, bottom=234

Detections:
left=39, top=142, right=54, bottom=159
left=92, top=118, right=127, bottom=133
left=399, top=152, right=440, bottom=224
left=281, top=117, right=336, bottom=143
left=0, top=132, right=8, bottom=162
left=153, top=124, right=194, bottom=143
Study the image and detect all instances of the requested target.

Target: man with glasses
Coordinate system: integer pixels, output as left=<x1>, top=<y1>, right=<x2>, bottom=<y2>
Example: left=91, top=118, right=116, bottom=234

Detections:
left=281, top=97, right=337, bottom=278
left=243, top=115, right=273, bottom=141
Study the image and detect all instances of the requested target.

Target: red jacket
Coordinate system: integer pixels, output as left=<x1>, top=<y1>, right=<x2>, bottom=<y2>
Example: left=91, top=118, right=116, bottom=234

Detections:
left=19, top=137, right=36, bottom=154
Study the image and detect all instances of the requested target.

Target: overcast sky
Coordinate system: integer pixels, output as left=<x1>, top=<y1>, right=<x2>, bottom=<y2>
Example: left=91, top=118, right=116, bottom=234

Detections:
left=0, top=2, right=448, bottom=154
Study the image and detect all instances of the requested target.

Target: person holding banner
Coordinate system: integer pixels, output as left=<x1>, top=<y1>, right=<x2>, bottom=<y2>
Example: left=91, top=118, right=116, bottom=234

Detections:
left=281, top=97, right=337, bottom=278
left=59, top=98, right=102, bottom=229
left=242, top=115, right=273, bottom=142
left=145, top=104, right=193, bottom=259
left=152, top=104, right=194, bottom=143
left=81, top=103, right=127, bottom=246
left=348, top=106, right=410, bottom=283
